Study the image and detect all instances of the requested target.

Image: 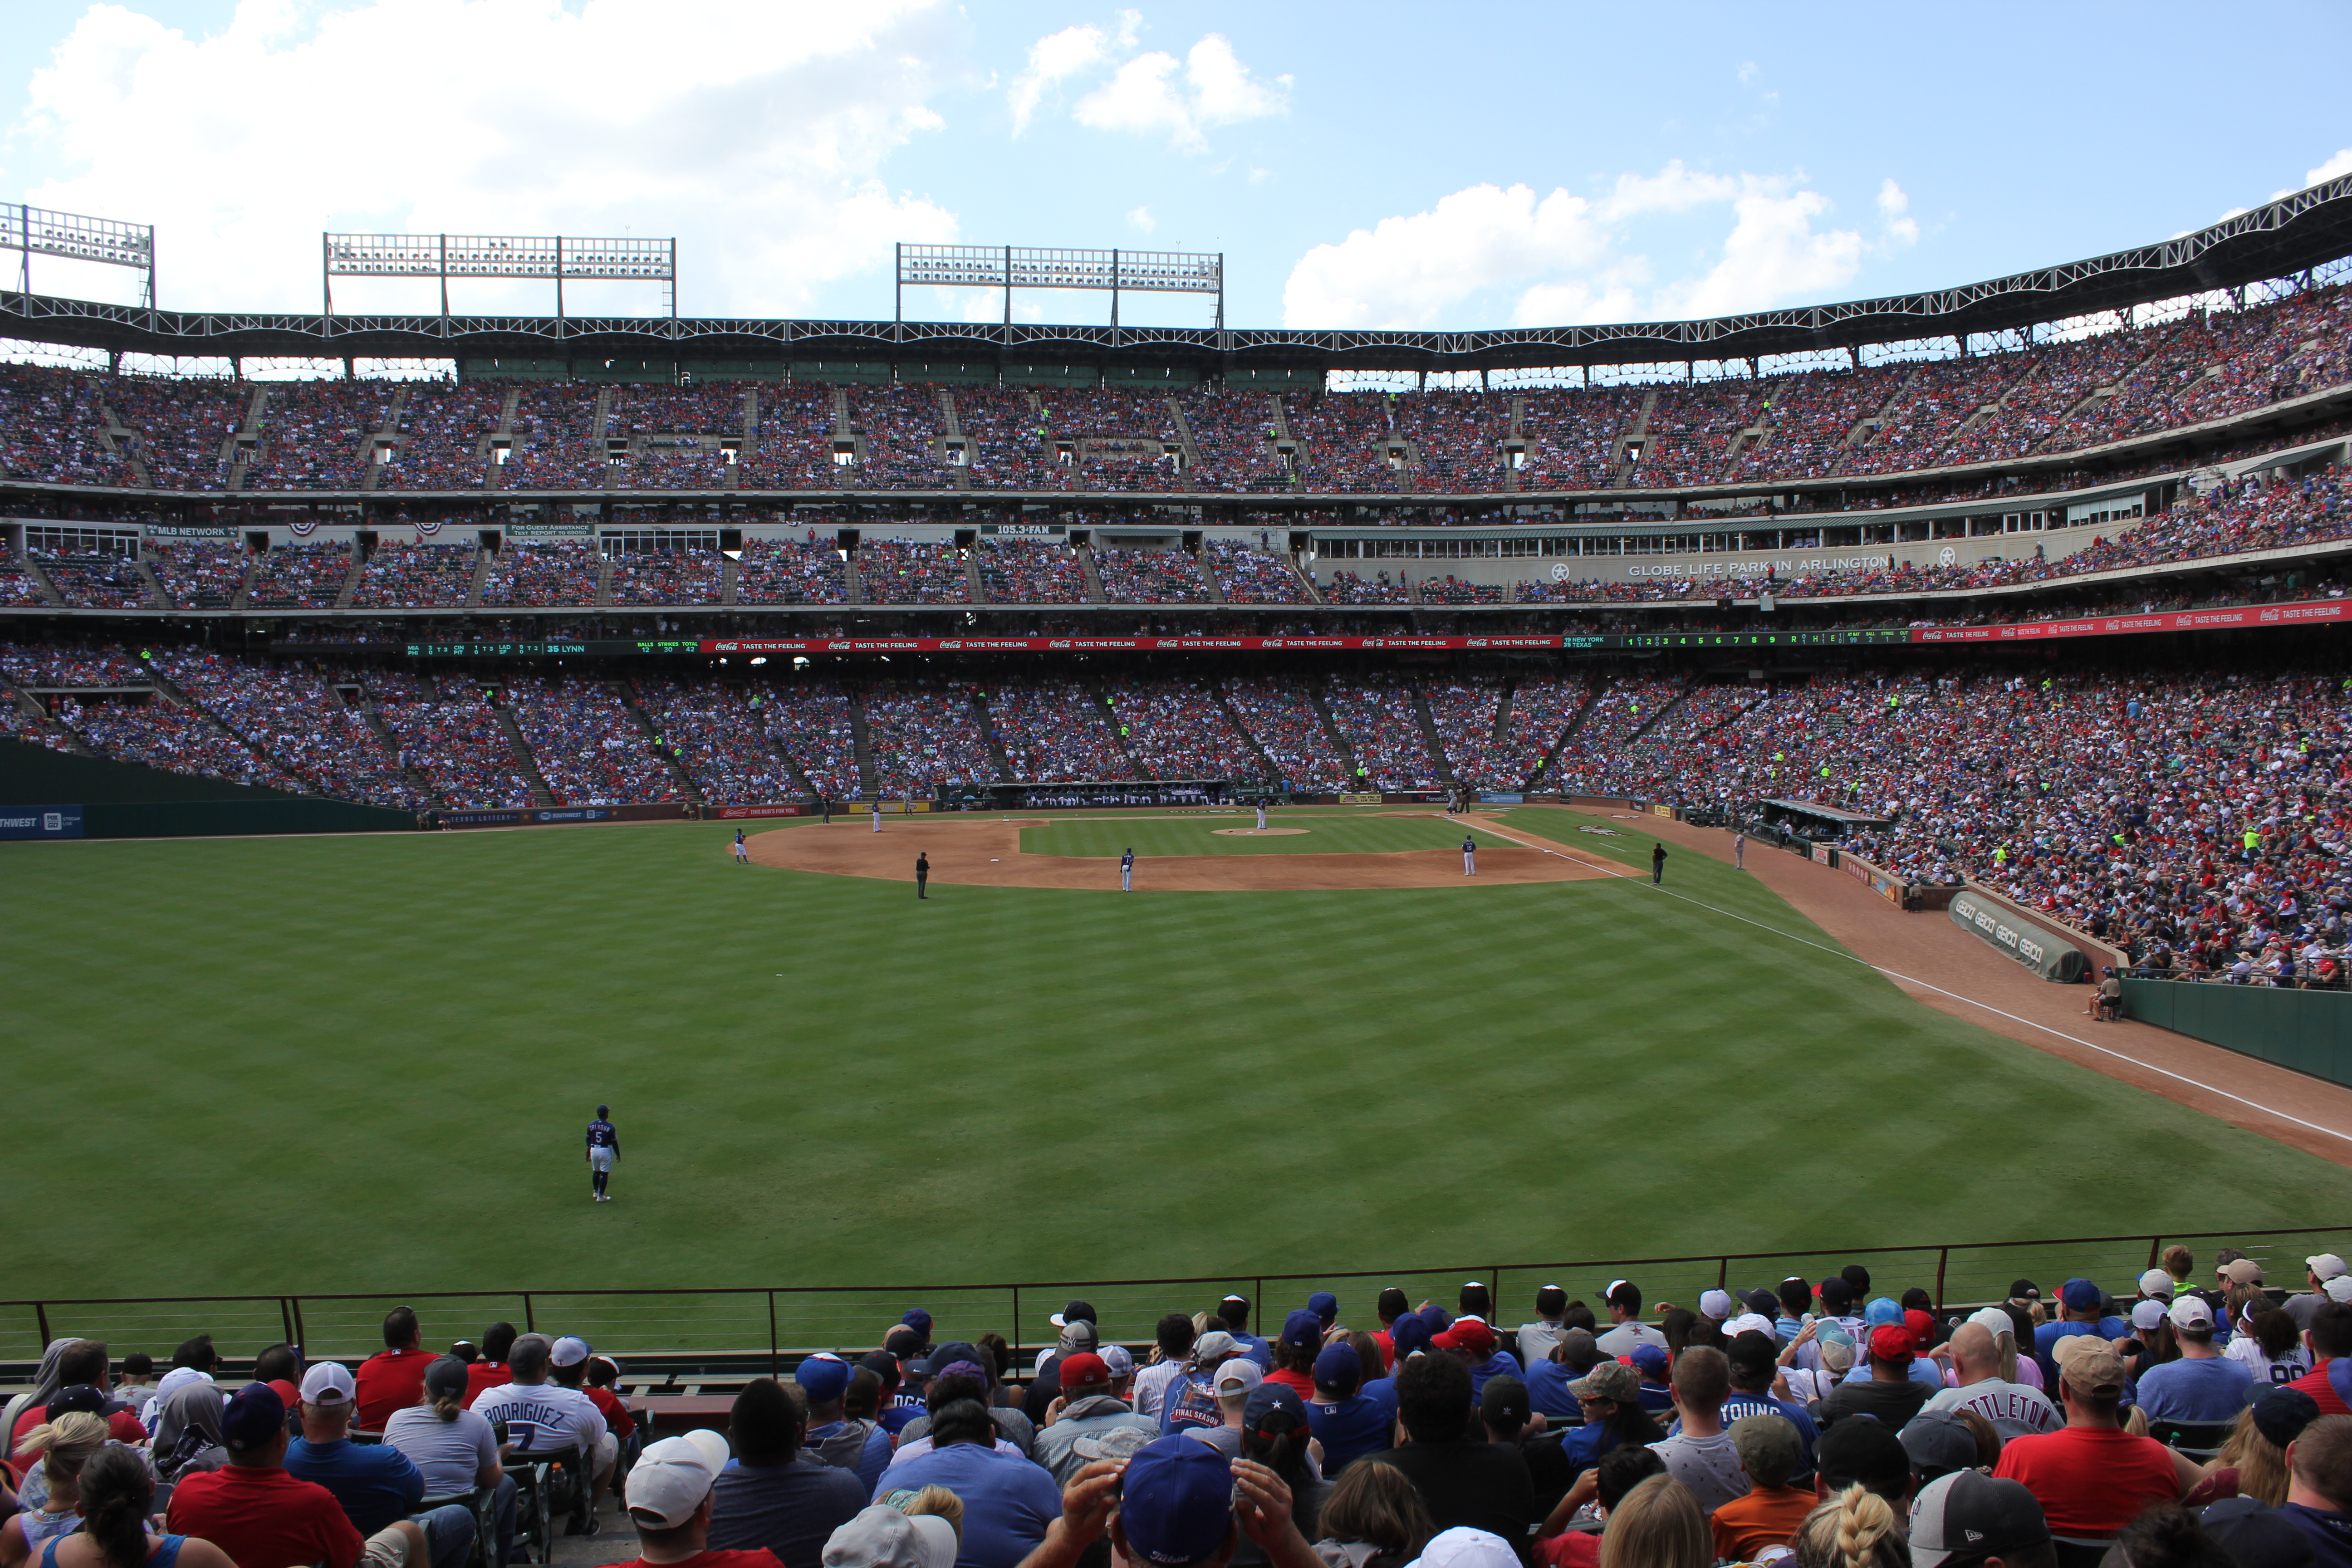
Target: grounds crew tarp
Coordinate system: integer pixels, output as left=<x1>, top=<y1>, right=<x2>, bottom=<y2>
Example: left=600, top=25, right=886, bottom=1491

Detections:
left=1948, top=888, right=2089, bottom=983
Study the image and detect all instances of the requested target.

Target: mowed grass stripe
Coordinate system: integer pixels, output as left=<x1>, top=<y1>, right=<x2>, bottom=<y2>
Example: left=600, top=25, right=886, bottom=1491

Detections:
left=1021, top=814, right=1470, bottom=858
left=5, top=821, right=2350, bottom=1326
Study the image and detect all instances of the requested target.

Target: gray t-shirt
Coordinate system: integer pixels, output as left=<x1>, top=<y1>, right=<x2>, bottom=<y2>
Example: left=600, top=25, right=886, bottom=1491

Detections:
left=1186, top=1424, right=1244, bottom=1458
left=1921, top=1379, right=2059, bottom=1443
left=1647, top=1431, right=1749, bottom=1515
left=382, top=1406, right=499, bottom=1497
left=1515, top=1322, right=1567, bottom=1371
left=1593, top=1323, right=1669, bottom=1358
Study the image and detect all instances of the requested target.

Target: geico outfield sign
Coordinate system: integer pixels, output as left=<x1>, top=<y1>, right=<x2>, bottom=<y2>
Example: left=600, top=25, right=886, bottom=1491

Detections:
left=1948, top=889, right=2089, bottom=983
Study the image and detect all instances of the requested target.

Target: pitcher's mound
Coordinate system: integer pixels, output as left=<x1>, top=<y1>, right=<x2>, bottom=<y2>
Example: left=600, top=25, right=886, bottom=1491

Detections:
left=1212, top=827, right=1308, bottom=836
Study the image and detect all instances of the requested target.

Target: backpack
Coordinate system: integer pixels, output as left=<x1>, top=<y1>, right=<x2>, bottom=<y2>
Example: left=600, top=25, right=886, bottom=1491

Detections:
left=807, top=1417, right=877, bottom=1471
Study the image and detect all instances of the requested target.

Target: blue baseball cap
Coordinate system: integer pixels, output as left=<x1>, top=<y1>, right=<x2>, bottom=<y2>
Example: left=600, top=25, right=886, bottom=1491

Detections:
left=1417, top=1304, right=1453, bottom=1333
left=912, top=1340, right=983, bottom=1380
left=796, top=1352, right=851, bottom=1403
left=901, top=1309, right=932, bottom=1338
left=1244, top=1382, right=1310, bottom=1438
left=1629, top=1343, right=1669, bottom=1377
left=1864, top=1297, right=1904, bottom=1326
left=1313, top=1343, right=1362, bottom=1395
left=1307, top=1292, right=1338, bottom=1325
left=1390, top=1314, right=1434, bottom=1358
left=220, top=1382, right=286, bottom=1453
left=1118, top=1434, right=1236, bottom=1566
left=1279, top=1308, right=1323, bottom=1351
left=2060, top=1279, right=2102, bottom=1313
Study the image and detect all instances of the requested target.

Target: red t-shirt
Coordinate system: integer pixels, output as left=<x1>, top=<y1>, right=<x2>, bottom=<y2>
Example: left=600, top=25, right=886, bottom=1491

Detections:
left=10, top=1406, right=147, bottom=1463
left=354, top=1347, right=435, bottom=1431
left=608, top=1553, right=781, bottom=1568
left=1372, top=1332, right=1396, bottom=1372
left=2288, top=1365, right=2352, bottom=1416
left=462, top=1362, right=509, bottom=1410
left=1992, top=1426, right=2181, bottom=1535
left=1264, top=1368, right=1317, bottom=1401
left=586, top=1387, right=636, bottom=1441
left=167, top=1463, right=366, bottom=1568
left=1533, top=1532, right=1599, bottom=1568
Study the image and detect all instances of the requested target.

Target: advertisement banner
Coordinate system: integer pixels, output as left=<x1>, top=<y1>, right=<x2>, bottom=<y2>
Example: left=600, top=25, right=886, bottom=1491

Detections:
left=1810, top=842, right=1835, bottom=866
left=0, top=804, right=83, bottom=839
left=1479, top=793, right=1525, bottom=804
left=1948, top=889, right=2088, bottom=982
left=1337, top=792, right=1382, bottom=805
left=717, top=804, right=808, bottom=819
left=1651, top=804, right=1676, bottom=819
left=141, top=524, right=240, bottom=539
left=1911, top=596, right=2352, bottom=644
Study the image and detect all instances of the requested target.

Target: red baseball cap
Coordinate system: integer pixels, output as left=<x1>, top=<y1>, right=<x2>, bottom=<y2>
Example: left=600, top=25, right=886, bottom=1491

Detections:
left=1905, top=1309, right=1936, bottom=1341
left=1056, top=1352, right=1110, bottom=1389
left=1432, top=1317, right=1495, bottom=1356
left=1869, top=1325, right=1915, bottom=1361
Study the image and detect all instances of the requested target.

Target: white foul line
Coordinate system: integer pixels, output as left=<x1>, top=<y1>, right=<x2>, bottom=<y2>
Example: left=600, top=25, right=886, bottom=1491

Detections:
left=1470, top=813, right=2352, bottom=1147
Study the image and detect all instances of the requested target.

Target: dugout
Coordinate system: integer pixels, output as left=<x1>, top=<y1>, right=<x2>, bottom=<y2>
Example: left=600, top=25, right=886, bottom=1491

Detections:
left=1755, top=798, right=1892, bottom=842
left=978, top=779, right=1228, bottom=810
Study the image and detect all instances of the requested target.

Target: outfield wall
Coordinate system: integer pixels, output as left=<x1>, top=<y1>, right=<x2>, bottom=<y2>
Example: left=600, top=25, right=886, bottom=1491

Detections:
left=0, top=741, right=415, bottom=838
left=2122, top=981, right=2352, bottom=1086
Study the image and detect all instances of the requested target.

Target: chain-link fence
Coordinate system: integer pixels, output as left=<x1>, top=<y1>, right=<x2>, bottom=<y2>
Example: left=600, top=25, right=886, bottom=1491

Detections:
left=5, top=1225, right=2343, bottom=1372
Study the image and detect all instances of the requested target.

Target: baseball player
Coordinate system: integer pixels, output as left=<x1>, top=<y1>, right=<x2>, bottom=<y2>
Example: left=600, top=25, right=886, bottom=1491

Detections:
left=1462, top=834, right=1476, bottom=875
left=1256, top=800, right=1268, bottom=831
left=916, top=852, right=930, bottom=899
left=732, top=828, right=749, bottom=864
left=1120, top=847, right=1136, bottom=892
left=586, top=1106, right=618, bottom=1202
left=872, top=801, right=882, bottom=833
left=1652, top=842, right=1669, bottom=885
left=1733, top=831, right=1746, bottom=871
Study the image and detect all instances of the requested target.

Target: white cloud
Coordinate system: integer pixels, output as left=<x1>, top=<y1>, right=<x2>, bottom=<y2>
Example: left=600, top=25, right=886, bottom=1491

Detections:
left=2308, top=148, right=2352, bottom=186
left=1736, top=60, right=1758, bottom=84
left=1012, top=19, right=1285, bottom=151
left=1126, top=204, right=1155, bottom=233
left=12, top=0, right=963, bottom=316
left=1283, top=165, right=1917, bottom=330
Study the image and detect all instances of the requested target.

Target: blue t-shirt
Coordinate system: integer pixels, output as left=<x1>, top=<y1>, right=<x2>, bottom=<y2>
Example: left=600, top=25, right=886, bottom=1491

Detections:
left=873, top=1443, right=1061, bottom=1568
left=805, top=1420, right=894, bottom=1494
left=1231, top=1333, right=1274, bottom=1371
left=1465, top=1350, right=1523, bottom=1399
left=1523, top=1360, right=1583, bottom=1421
left=286, top=1436, right=426, bottom=1533
left=1307, top=1391, right=1396, bottom=1472
left=1559, top=1420, right=1623, bottom=1477
left=1716, top=1393, right=1818, bottom=1475
left=1160, top=1372, right=1222, bottom=1434
left=2033, top=1320, right=2127, bottom=1387
left=2136, top=1357, right=2258, bottom=1422
left=1839, top=1356, right=1944, bottom=1389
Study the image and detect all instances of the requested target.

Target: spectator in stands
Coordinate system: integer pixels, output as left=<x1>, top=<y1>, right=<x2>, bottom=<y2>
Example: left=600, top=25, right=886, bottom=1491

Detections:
left=169, top=1382, right=428, bottom=1568
left=1591, top=1475, right=1707, bottom=1568
left=1706, top=1416, right=1814, bottom=1561
left=1644, top=1346, right=1747, bottom=1514
left=868, top=1399, right=1058, bottom=1568
left=1306, top=1343, right=1395, bottom=1473
left=799, top=1353, right=894, bottom=1491
left=2229, top=1307, right=2314, bottom=1390
left=151, top=1378, right=229, bottom=1485
left=288, top=1362, right=480, bottom=1568
left=1922, top=1318, right=2059, bottom=1441
left=1526, top=1328, right=1598, bottom=1424
left=1267, top=1312, right=1326, bottom=1401
left=1990, top=1339, right=2196, bottom=1536
left=1032, top=1352, right=1156, bottom=1483
left=472, top=1335, right=615, bottom=1516
left=1368, top=1350, right=1534, bottom=1546
left=2, top=1411, right=106, bottom=1566
left=1904, top=1472, right=2055, bottom=1568
left=1554, top=1362, right=1665, bottom=1486
left=1312, top=1457, right=1435, bottom=1568
left=2279, top=1412, right=2352, bottom=1561
left=1133, top=1315, right=1197, bottom=1421
left=617, top=1430, right=781, bottom=1568
left=1808, top=1417, right=1910, bottom=1512
left=2136, top=1297, right=2256, bottom=1422
left=1026, top=1319, right=1101, bottom=1420
left=1432, top=1318, right=1520, bottom=1400
left=1718, top=1332, right=1816, bottom=1476
left=255, top=1343, right=305, bottom=1392
left=897, top=1352, right=1037, bottom=1458
left=1240, top=1383, right=1332, bottom=1561
left=1517, top=1289, right=1571, bottom=1372
left=34, top=1442, right=237, bottom=1568
left=464, top=1323, right=516, bottom=1408
left=575, top=1351, right=641, bottom=1466
left=2031, top=1279, right=2127, bottom=1387
left=1814, top=1327, right=1931, bottom=1430
left=357, top=1307, right=435, bottom=1432
left=1188, top=1358, right=1264, bottom=1459
left=2288, top=1303, right=2352, bottom=1416
left=2190, top=1387, right=2315, bottom=1508
left=384, top=1356, right=512, bottom=1568
left=1594, top=1284, right=1665, bottom=1357
left=9, top=1343, right=142, bottom=1461
left=1, top=1339, right=75, bottom=1441
left=707, top=1377, right=865, bottom=1568
left=2292, top=1256, right=2351, bottom=1332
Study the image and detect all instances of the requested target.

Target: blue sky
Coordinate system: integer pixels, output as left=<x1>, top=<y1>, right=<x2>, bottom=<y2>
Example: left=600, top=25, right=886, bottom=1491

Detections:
left=2, top=0, right=2349, bottom=334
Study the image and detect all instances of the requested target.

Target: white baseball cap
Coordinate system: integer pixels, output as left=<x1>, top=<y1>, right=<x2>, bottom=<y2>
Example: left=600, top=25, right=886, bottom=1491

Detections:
left=2309, top=1254, right=2348, bottom=1282
left=2130, top=1300, right=2167, bottom=1332
left=299, top=1362, right=355, bottom=1407
left=2326, top=1276, right=2352, bottom=1305
left=626, top=1431, right=730, bottom=1528
left=1405, top=1528, right=1522, bottom=1568
left=1100, top=1344, right=1136, bottom=1378
left=1724, top=1313, right=1775, bottom=1339
left=2169, top=1296, right=2215, bottom=1331
left=1698, top=1289, right=1732, bottom=1321
left=1214, top=1359, right=1264, bottom=1397
left=823, top=1507, right=956, bottom=1568
left=2137, top=1268, right=2175, bottom=1299
left=550, top=1337, right=590, bottom=1368
left=1967, top=1307, right=2015, bottom=1340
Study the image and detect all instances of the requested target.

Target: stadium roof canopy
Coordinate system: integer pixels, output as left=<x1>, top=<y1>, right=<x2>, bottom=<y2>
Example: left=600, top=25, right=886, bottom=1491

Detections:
left=7, top=176, right=2352, bottom=377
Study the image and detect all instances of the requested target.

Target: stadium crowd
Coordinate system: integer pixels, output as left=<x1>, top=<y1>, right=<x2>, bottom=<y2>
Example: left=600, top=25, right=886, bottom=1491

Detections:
left=978, top=542, right=1090, bottom=606
left=987, top=680, right=1137, bottom=784
left=355, top=543, right=478, bottom=611
left=1096, top=549, right=1213, bottom=605
left=15, top=1247, right=2352, bottom=1568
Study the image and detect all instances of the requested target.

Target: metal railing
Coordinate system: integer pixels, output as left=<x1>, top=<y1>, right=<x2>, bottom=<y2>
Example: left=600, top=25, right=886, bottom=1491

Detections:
left=5, top=1225, right=2341, bottom=1376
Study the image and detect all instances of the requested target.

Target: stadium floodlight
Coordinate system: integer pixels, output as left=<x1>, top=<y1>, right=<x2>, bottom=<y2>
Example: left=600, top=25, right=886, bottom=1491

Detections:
left=323, top=233, right=678, bottom=318
left=2, top=203, right=156, bottom=308
left=896, top=244, right=1224, bottom=328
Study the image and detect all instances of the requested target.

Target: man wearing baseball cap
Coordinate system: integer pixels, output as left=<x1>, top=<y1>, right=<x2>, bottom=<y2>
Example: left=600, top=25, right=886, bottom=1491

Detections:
left=288, top=1363, right=483, bottom=1568
left=383, top=1356, right=514, bottom=1568
left=1034, top=1353, right=1157, bottom=1485
left=2137, top=1296, right=2257, bottom=1422
left=168, top=1382, right=427, bottom=1568
left=618, top=1429, right=781, bottom=1568
left=2031, top=1280, right=2127, bottom=1389
left=1185, top=1357, right=1264, bottom=1459
left=1304, top=1343, right=1393, bottom=1472
left=356, top=1308, right=436, bottom=1434
left=473, top=1334, right=617, bottom=1518
left=1908, top=1471, right=2053, bottom=1568
left=1592, top=1282, right=1666, bottom=1358
left=1026, top=1318, right=1103, bottom=1427
left=799, top=1353, right=896, bottom=1492
left=1430, top=1316, right=1521, bottom=1400
left=1814, top=1326, right=1931, bottom=1430
left=1266, top=1311, right=1328, bottom=1401
left=2287, top=1303, right=2352, bottom=1417
left=1514, top=1288, right=1571, bottom=1372
left=2294, top=1256, right=2352, bottom=1331
left=1161, top=1332, right=1241, bottom=1437
left=1992, top=1339, right=2198, bottom=1534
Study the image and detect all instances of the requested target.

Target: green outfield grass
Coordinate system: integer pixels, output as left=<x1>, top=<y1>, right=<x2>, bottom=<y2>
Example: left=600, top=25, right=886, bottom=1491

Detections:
left=10, top=806, right=2352, bottom=1358
left=1020, top=812, right=1470, bottom=858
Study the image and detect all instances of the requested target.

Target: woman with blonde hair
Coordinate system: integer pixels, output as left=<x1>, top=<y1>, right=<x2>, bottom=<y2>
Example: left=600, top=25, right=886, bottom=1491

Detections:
left=26, top=1445, right=234, bottom=1568
left=0, top=1413, right=108, bottom=1568
left=1789, top=1484, right=1908, bottom=1568
left=1596, top=1475, right=1708, bottom=1568
left=882, top=1485, right=963, bottom=1544
left=2185, top=1387, right=2313, bottom=1506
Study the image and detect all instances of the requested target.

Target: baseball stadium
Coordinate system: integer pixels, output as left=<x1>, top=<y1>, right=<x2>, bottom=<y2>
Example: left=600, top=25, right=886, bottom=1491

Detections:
left=12, top=119, right=2352, bottom=1567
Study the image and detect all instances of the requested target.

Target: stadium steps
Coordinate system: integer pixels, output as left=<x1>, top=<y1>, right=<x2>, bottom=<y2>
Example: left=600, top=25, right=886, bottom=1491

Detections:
left=760, top=729, right=823, bottom=804
left=227, top=557, right=258, bottom=611
left=720, top=555, right=740, bottom=607
left=1624, top=687, right=1692, bottom=745
left=1290, top=554, right=1326, bottom=604
left=844, top=688, right=881, bottom=797
left=964, top=551, right=989, bottom=604
left=1075, top=544, right=1110, bottom=604
left=491, top=706, right=559, bottom=807
left=594, top=552, right=613, bottom=608
left=1522, top=676, right=1603, bottom=790
left=1844, top=363, right=1923, bottom=454
left=464, top=549, right=492, bottom=610
left=357, top=388, right=410, bottom=493
left=1490, top=680, right=1516, bottom=750
left=93, top=395, right=152, bottom=485
left=480, top=390, right=521, bottom=487
left=134, top=560, right=170, bottom=609
left=332, top=545, right=367, bottom=610
left=938, top=391, right=974, bottom=492
left=1408, top=682, right=1459, bottom=790
left=1164, top=398, right=1205, bottom=480
left=1192, top=543, right=1225, bottom=604
left=19, top=557, right=66, bottom=607
left=220, top=386, right=268, bottom=492
left=2033, top=342, right=2172, bottom=454
left=359, top=706, right=443, bottom=806
left=1209, top=683, right=1284, bottom=789
left=842, top=554, right=864, bottom=605
left=618, top=682, right=703, bottom=805
left=1611, top=389, right=1659, bottom=486
left=973, top=690, right=1016, bottom=781
left=1306, top=686, right=1365, bottom=783
left=1947, top=358, right=2047, bottom=449
left=1088, top=682, right=1145, bottom=778
left=151, top=668, right=310, bottom=792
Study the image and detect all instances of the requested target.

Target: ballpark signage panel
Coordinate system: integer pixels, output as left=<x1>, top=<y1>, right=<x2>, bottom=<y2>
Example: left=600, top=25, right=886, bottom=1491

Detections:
left=1948, top=889, right=2088, bottom=983
left=0, top=804, right=83, bottom=839
left=1911, top=596, right=2352, bottom=643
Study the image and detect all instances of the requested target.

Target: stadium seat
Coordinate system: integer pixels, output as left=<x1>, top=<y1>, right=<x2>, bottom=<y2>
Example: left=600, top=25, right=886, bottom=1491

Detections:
left=420, top=1486, right=497, bottom=1568
left=2147, top=1417, right=2234, bottom=1459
